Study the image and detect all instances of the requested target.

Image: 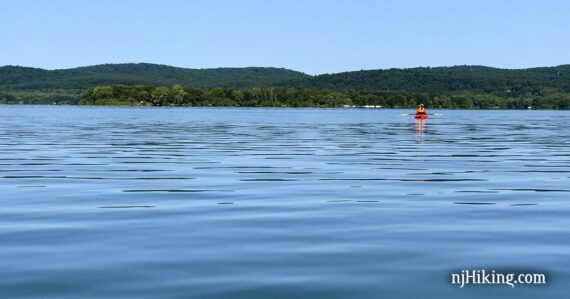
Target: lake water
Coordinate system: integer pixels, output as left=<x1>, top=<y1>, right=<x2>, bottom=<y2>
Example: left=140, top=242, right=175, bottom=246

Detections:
left=0, top=106, right=569, bottom=298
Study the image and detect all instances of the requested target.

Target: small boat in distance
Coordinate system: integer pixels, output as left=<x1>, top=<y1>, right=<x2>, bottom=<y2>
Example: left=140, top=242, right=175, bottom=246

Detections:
left=415, top=104, right=428, bottom=120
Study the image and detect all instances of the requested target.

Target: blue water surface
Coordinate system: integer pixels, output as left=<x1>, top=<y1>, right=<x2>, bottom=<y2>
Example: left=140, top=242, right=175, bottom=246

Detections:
left=0, top=106, right=568, bottom=298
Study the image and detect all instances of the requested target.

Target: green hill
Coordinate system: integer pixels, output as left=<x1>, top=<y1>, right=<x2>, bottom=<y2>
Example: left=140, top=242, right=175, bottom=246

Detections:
left=0, top=63, right=309, bottom=104
left=2, top=63, right=570, bottom=108
left=0, top=63, right=309, bottom=89
left=282, top=65, right=570, bottom=98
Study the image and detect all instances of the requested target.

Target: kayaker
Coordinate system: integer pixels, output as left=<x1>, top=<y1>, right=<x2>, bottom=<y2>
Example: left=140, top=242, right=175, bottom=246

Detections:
left=415, top=104, right=428, bottom=119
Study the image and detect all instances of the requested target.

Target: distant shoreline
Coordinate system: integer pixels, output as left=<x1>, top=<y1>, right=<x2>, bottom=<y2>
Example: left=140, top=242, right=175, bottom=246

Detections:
left=2, top=63, right=570, bottom=109
left=0, top=103, right=564, bottom=111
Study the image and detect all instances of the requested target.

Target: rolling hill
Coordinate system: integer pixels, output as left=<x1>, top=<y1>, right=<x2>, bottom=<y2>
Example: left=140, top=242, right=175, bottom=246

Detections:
left=1, top=63, right=570, bottom=107
left=281, top=65, right=570, bottom=97
left=0, top=63, right=310, bottom=90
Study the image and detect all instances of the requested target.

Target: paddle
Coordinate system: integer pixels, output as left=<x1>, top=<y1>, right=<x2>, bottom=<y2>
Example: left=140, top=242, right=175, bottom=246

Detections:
left=401, top=113, right=443, bottom=116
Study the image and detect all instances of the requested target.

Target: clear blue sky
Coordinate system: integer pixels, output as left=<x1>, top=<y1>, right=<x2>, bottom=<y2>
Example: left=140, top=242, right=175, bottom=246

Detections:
left=1, top=0, right=569, bottom=74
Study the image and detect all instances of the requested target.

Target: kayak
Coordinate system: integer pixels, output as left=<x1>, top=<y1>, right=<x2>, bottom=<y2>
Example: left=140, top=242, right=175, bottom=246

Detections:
left=415, top=114, right=428, bottom=120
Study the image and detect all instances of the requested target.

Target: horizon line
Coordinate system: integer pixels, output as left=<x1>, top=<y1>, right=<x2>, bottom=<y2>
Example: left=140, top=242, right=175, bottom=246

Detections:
left=1, top=62, right=569, bottom=76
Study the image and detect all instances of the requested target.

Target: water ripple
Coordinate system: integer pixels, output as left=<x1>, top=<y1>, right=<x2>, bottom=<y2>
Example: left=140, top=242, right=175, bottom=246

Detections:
left=1, top=107, right=569, bottom=299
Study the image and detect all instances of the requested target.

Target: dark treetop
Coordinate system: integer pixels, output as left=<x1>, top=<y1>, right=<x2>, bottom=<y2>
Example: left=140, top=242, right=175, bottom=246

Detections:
left=1, top=63, right=570, bottom=109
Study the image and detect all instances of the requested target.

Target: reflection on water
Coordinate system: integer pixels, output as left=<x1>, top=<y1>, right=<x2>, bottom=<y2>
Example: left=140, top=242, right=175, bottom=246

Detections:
left=0, top=106, right=569, bottom=299
left=415, top=119, right=426, bottom=143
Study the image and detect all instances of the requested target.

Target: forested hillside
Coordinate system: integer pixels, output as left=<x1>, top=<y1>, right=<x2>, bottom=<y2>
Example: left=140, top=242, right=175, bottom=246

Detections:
left=281, top=65, right=570, bottom=98
left=0, top=63, right=309, bottom=104
left=2, top=63, right=570, bottom=108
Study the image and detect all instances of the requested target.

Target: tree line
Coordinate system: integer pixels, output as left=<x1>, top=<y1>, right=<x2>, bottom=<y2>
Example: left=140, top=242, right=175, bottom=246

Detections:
left=3, top=63, right=570, bottom=107
left=281, top=65, right=570, bottom=98
left=76, top=84, right=570, bottom=109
